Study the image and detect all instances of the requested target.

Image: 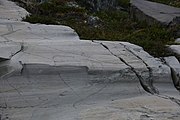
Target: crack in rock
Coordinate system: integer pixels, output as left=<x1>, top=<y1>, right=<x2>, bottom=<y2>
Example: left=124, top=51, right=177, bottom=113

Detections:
left=72, top=77, right=110, bottom=109
left=10, top=43, right=24, bottom=58
left=96, top=42, right=180, bottom=107
left=161, top=57, right=180, bottom=91
left=130, top=0, right=180, bottom=26
left=1, top=29, right=21, bottom=38
left=169, top=96, right=180, bottom=106
left=157, top=94, right=180, bottom=107
left=119, top=42, right=158, bottom=94
left=171, top=68, right=180, bottom=90
left=97, top=41, right=157, bottom=94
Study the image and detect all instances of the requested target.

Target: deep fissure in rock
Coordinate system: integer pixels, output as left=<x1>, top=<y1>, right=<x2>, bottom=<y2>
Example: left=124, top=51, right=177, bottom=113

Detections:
left=97, top=42, right=158, bottom=94
left=161, top=58, right=180, bottom=91
left=119, top=43, right=158, bottom=94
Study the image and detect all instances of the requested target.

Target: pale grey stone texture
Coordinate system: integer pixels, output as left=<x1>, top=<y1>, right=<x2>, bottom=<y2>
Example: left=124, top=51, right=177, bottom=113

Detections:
left=130, top=0, right=180, bottom=25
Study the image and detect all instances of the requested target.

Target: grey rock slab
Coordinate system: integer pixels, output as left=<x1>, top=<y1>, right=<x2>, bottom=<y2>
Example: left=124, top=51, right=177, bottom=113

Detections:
left=119, top=42, right=179, bottom=97
left=169, top=45, right=180, bottom=53
left=120, top=42, right=178, bottom=96
left=169, top=45, right=180, bottom=59
left=0, top=42, right=21, bottom=59
left=164, top=56, right=180, bottom=70
left=0, top=64, right=146, bottom=120
left=0, top=60, right=12, bottom=77
left=0, top=0, right=179, bottom=119
left=0, top=0, right=29, bottom=21
left=0, top=36, right=6, bottom=42
left=0, top=41, right=179, bottom=120
left=175, top=38, right=180, bottom=43
left=95, top=41, right=171, bottom=82
left=0, top=20, right=80, bottom=43
left=164, top=56, right=180, bottom=90
left=1, top=39, right=179, bottom=120
left=130, top=0, right=180, bottom=25
left=94, top=41, right=179, bottom=98
left=11, top=40, right=129, bottom=72
left=120, top=42, right=171, bottom=82
left=80, top=96, right=180, bottom=120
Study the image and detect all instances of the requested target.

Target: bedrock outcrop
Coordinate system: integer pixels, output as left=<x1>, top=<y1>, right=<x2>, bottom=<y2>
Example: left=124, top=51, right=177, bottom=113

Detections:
left=130, top=0, right=180, bottom=26
left=0, top=0, right=180, bottom=120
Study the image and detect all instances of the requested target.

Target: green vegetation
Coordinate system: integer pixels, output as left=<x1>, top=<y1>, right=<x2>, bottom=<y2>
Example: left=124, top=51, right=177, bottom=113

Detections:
left=117, top=0, right=180, bottom=8
left=117, top=0, right=130, bottom=8
left=149, top=0, right=180, bottom=7
left=21, top=0, right=179, bottom=57
left=25, top=15, right=58, bottom=24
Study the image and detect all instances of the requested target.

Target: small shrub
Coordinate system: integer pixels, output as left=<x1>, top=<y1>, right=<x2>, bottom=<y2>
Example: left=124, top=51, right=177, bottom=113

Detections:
left=24, top=15, right=58, bottom=25
left=117, top=0, right=130, bottom=8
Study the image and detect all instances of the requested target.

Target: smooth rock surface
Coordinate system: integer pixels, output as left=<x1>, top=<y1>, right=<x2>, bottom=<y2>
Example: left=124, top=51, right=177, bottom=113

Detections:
left=169, top=45, right=180, bottom=59
left=0, top=0, right=180, bottom=120
left=0, top=0, right=29, bottom=21
left=164, top=56, right=180, bottom=70
left=80, top=96, right=180, bottom=120
left=0, top=42, right=21, bottom=59
left=175, top=38, right=180, bottom=43
left=164, top=56, right=180, bottom=90
left=130, top=0, right=180, bottom=25
left=0, top=64, right=147, bottom=120
left=0, top=20, right=80, bottom=43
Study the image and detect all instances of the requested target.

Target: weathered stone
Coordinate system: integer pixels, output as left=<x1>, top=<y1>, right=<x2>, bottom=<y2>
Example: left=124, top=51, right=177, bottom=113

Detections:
left=175, top=38, right=180, bottom=43
left=87, top=16, right=101, bottom=27
left=0, top=0, right=180, bottom=120
left=130, top=0, right=180, bottom=26
left=164, top=56, right=180, bottom=90
left=0, top=42, right=21, bottom=59
left=0, top=22, right=178, bottom=120
left=169, top=45, right=180, bottom=60
left=0, top=0, right=29, bottom=21
left=0, top=20, right=80, bottom=43
left=80, top=96, right=180, bottom=120
left=169, top=45, right=180, bottom=55
left=66, top=1, right=80, bottom=8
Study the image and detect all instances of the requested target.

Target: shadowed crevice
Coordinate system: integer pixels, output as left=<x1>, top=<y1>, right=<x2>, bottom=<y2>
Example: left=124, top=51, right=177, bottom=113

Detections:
left=93, top=41, right=158, bottom=94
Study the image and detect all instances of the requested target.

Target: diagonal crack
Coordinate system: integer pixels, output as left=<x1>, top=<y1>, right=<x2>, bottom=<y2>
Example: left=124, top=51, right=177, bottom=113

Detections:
left=95, top=41, right=158, bottom=94
left=98, top=41, right=180, bottom=107
left=72, top=77, right=110, bottom=109
left=157, top=94, right=180, bottom=107
left=53, top=56, right=109, bottom=109
left=119, top=43, right=158, bottom=94
left=57, top=72, right=80, bottom=98
left=161, top=58, right=180, bottom=91
left=1, top=29, right=21, bottom=37
left=10, top=43, right=24, bottom=59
